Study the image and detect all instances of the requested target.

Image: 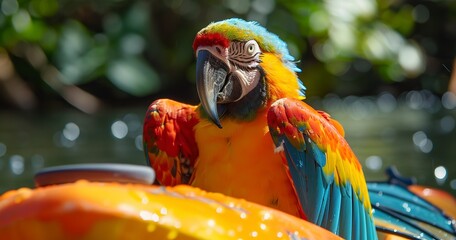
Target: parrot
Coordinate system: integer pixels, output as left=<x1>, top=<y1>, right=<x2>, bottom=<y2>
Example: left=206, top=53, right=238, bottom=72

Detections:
left=143, top=18, right=456, bottom=239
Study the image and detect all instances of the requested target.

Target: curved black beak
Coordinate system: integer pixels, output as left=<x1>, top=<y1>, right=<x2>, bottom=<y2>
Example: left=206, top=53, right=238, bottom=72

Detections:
left=196, top=49, right=227, bottom=128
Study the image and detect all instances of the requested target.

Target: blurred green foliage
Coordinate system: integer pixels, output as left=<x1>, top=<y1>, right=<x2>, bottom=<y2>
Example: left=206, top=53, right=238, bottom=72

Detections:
left=0, top=0, right=455, bottom=111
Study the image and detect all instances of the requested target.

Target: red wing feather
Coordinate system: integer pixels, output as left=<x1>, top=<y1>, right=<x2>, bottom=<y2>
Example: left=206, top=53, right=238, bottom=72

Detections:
left=143, top=99, right=199, bottom=186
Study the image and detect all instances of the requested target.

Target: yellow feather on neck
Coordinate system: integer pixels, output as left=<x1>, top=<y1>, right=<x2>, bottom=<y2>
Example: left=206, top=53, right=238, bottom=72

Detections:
left=260, top=53, right=303, bottom=103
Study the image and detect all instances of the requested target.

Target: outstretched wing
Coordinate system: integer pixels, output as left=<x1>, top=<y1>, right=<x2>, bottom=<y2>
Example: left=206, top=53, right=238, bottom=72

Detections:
left=143, top=99, right=199, bottom=186
left=267, top=98, right=376, bottom=240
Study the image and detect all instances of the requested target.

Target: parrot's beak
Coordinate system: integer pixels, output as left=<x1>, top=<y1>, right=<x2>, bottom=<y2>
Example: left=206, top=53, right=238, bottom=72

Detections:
left=195, top=49, right=227, bottom=128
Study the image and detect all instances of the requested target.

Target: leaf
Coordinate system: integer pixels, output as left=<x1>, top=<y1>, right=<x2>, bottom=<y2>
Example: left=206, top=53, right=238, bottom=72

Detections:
left=107, top=57, right=160, bottom=96
left=59, top=46, right=109, bottom=85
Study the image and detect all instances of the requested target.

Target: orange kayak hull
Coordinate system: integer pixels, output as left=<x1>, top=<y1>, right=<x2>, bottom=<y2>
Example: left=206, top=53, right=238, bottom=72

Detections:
left=0, top=181, right=341, bottom=240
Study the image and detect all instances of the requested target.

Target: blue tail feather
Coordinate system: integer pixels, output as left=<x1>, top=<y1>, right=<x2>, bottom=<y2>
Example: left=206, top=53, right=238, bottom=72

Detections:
left=328, top=184, right=342, bottom=234
left=339, top=184, right=353, bottom=238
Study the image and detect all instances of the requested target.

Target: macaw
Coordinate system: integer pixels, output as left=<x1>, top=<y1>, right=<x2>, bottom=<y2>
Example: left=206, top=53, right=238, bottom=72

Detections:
left=143, top=18, right=456, bottom=239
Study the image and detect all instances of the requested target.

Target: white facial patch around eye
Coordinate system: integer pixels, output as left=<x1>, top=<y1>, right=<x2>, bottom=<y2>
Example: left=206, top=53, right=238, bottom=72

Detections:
left=244, top=40, right=260, bottom=56
left=228, top=40, right=262, bottom=70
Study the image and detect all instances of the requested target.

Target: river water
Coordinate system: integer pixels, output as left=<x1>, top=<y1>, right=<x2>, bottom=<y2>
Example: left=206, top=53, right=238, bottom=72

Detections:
left=0, top=90, right=455, bottom=196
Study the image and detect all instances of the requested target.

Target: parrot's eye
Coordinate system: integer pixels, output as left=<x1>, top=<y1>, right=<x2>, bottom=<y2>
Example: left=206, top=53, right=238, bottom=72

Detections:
left=245, top=40, right=260, bottom=56
left=228, top=40, right=261, bottom=68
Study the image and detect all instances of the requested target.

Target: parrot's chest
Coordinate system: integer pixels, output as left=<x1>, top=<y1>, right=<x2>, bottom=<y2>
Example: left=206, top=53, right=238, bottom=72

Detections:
left=191, top=117, right=301, bottom=217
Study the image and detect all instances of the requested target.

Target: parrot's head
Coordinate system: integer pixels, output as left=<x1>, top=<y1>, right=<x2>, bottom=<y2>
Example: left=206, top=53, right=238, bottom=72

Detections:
left=193, top=18, right=305, bottom=128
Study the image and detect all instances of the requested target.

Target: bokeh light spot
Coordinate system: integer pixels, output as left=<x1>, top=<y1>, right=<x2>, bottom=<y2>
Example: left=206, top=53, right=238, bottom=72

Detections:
left=121, top=34, right=145, bottom=55
left=365, top=155, right=383, bottom=171
left=412, top=131, right=427, bottom=146
left=251, top=0, right=275, bottom=15
left=398, top=44, right=424, bottom=75
left=63, top=122, right=80, bottom=141
left=412, top=131, right=433, bottom=153
left=1, top=0, right=18, bottom=15
left=309, top=11, right=329, bottom=32
left=412, top=4, right=429, bottom=24
left=9, top=155, right=24, bottom=175
left=111, top=120, right=128, bottom=139
left=434, top=166, right=447, bottom=180
left=135, top=134, right=144, bottom=151
left=440, top=116, right=455, bottom=133
left=377, top=92, right=397, bottom=112
left=450, top=179, right=456, bottom=190
left=0, top=143, right=7, bottom=157
left=442, top=92, right=456, bottom=110
left=224, top=0, right=250, bottom=14
left=406, top=91, right=423, bottom=109
left=12, top=9, right=31, bottom=32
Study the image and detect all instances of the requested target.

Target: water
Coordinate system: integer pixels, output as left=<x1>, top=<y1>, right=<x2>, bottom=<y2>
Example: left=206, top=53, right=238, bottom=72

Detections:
left=0, top=91, right=455, bottom=195
left=0, top=108, right=146, bottom=193
left=315, top=91, right=456, bottom=195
